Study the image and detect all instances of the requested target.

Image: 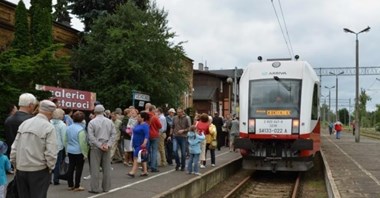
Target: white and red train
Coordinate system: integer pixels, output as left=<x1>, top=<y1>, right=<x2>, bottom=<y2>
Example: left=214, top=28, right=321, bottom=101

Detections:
left=235, top=57, right=320, bottom=172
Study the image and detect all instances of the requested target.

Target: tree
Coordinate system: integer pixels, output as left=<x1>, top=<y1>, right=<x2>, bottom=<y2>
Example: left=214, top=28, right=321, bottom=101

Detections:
left=12, top=0, right=29, bottom=56
left=338, top=108, right=349, bottom=125
left=53, top=0, right=71, bottom=26
left=31, top=5, right=53, bottom=54
left=30, top=0, right=52, bottom=13
left=68, top=0, right=148, bottom=32
left=71, top=2, right=188, bottom=110
left=0, top=44, right=71, bottom=133
left=358, top=89, right=371, bottom=126
left=320, top=103, right=329, bottom=123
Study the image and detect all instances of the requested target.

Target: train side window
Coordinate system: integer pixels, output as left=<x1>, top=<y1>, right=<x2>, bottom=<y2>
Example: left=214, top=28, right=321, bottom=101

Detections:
left=311, top=83, right=319, bottom=120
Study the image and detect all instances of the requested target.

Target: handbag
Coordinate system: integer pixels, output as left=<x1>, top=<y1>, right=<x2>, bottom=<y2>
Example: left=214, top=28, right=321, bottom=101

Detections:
left=209, top=139, right=217, bottom=150
left=59, top=156, right=69, bottom=180
left=137, top=148, right=148, bottom=163
left=6, top=176, right=18, bottom=198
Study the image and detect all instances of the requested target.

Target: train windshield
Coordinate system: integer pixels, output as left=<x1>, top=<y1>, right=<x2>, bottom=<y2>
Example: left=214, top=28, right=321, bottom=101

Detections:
left=249, top=79, right=301, bottom=118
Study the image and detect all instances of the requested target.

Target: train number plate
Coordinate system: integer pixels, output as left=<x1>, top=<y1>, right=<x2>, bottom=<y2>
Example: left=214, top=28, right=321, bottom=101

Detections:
left=256, top=119, right=292, bottom=134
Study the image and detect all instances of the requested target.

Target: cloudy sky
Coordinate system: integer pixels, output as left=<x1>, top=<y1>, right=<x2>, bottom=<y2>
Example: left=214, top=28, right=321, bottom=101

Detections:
left=8, top=0, right=380, bottom=112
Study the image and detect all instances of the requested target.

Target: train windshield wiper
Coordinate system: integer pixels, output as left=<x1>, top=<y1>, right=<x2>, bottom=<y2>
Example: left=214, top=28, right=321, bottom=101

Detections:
left=273, top=76, right=291, bottom=92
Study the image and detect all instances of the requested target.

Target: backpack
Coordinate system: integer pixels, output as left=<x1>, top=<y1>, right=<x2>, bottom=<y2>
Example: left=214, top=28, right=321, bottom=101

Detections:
left=335, top=124, right=342, bottom=131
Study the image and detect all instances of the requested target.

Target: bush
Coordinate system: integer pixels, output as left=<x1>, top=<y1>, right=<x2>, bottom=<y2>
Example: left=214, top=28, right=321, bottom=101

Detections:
left=375, top=123, right=380, bottom=132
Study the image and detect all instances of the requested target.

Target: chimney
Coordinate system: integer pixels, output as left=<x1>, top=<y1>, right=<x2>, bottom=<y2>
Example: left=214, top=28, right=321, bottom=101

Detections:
left=198, top=63, right=204, bottom=70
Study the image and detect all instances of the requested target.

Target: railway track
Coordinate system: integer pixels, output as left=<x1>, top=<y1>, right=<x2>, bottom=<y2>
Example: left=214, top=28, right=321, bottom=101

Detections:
left=224, top=171, right=302, bottom=198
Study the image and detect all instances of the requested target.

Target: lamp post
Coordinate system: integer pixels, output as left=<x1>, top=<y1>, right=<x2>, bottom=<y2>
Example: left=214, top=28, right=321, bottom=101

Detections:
left=233, top=66, right=237, bottom=116
left=227, top=77, right=233, bottom=115
left=321, top=94, right=327, bottom=123
left=325, top=85, right=335, bottom=123
left=330, top=71, right=344, bottom=121
left=344, top=26, right=370, bottom=143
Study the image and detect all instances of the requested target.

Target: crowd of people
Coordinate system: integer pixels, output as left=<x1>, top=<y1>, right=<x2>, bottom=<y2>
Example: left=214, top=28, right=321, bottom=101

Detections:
left=1, top=93, right=240, bottom=197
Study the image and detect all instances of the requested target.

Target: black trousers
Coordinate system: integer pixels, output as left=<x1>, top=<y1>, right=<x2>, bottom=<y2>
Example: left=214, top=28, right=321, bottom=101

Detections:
left=203, top=144, right=216, bottom=165
left=217, top=130, right=225, bottom=149
left=16, top=168, right=50, bottom=198
left=165, top=139, right=174, bottom=165
left=67, top=153, right=85, bottom=188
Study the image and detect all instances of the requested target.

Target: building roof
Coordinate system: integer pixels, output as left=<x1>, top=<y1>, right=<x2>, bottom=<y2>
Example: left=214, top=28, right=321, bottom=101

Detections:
left=208, top=69, right=244, bottom=78
left=193, top=69, right=229, bottom=78
left=194, top=68, right=244, bottom=78
left=193, top=86, right=217, bottom=100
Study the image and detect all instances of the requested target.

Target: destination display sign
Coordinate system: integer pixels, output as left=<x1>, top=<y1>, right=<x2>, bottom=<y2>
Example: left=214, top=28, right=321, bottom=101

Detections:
left=255, top=109, right=292, bottom=116
left=256, top=119, right=292, bottom=135
left=267, top=110, right=291, bottom=116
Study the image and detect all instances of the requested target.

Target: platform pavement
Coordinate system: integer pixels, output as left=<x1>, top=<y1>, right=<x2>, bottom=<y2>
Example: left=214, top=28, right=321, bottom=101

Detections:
left=7, top=147, right=240, bottom=198
left=321, top=130, right=380, bottom=198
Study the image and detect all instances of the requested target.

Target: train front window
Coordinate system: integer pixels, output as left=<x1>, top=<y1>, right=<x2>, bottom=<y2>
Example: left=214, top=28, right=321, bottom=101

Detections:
left=249, top=79, right=301, bottom=118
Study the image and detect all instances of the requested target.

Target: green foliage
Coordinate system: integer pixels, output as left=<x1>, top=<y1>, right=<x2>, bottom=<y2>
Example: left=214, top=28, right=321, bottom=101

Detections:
left=31, top=5, right=53, bottom=54
left=358, top=89, right=371, bottom=124
left=68, top=0, right=125, bottom=31
left=30, top=0, right=52, bottom=14
left=53, top=0, right=71, bottom=25
left=72, top=2, right=188, bottom=110
left=338, top=108, right=349, bottom=125
left=0, top=45, right=71, bottom=130
left=375, top=122, right=380, bottom=132
left=39, top=0, right=52, bottom=13
left=68, top=0, right=148, bottom=32
left=12, top=0, right=29, bottom=56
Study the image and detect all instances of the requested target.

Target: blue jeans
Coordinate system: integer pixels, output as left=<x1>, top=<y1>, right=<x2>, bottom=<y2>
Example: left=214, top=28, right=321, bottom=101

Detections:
left=53, top=149, right=65, bottom=183
left=149, top=138, right=159, bottom=171
left=173, top=136, right=187, bottom=169
left=187, top=154, right=200, bottom=173
left=336, top=130, right=341, bottom=139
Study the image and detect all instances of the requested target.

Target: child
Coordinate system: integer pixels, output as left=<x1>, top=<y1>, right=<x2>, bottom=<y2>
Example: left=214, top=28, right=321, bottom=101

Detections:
left=187, top=125, right=205, bottom=175
left=0, top=141, right=11, bottom=197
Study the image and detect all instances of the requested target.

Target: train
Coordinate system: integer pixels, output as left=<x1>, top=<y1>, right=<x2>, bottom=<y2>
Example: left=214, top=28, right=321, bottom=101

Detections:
left=234, top=57, right=320, bottom=172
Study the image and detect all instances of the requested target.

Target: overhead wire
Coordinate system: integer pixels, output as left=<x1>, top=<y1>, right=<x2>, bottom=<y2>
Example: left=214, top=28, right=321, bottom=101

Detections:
left=277, top=0, right=294, bottom=57
left=366, top=78, right=380, bottom=92
left=270, top=0, right=293, bottom=58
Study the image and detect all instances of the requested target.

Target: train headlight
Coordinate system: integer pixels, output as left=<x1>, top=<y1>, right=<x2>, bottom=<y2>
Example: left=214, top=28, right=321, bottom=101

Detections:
left=248, top=119, right=255, bottom=133
left=292, top=119, right=299, bottom=134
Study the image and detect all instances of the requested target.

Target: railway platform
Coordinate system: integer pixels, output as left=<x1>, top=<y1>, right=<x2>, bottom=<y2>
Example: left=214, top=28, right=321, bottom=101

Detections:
left=322, top=130, right=380, bottom=198
left=6, top=147, right=241, bottom=198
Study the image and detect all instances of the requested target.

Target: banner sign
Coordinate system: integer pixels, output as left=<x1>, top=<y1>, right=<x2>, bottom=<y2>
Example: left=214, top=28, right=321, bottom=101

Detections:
left=133, top=92, right=150, bottom=101
left=35, top=84, right=96, bottom=111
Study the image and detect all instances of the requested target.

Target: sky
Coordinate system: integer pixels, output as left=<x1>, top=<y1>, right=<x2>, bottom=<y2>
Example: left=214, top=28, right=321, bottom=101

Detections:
left=7, top=0, right=380, bottom=112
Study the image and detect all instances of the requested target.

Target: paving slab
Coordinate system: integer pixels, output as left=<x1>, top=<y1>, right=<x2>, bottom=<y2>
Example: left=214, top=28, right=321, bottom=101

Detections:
left=8, top=147, right=240, bottom=198
left=322, top=130, right=380, bottom=198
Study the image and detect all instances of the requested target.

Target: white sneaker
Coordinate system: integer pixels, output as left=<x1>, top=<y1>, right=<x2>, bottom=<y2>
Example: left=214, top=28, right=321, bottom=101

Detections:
left=200, top=165, right=206, bottom=169
left=211, top=164, right=215, bottom=167
left=193, top=172, right=202, bottom=176
left=83, top=175, right=91, bottom=180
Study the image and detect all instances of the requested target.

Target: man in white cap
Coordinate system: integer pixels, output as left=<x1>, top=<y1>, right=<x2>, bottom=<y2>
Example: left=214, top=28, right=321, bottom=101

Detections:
left=4, top=93, right=37, bottom=159
left=10, top=99, right=58, bottom=198
left=87, top=105, right=116, bottom=194
left=165, top=108, right=176, bottom=165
